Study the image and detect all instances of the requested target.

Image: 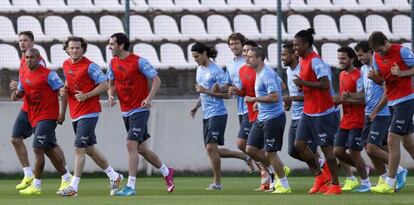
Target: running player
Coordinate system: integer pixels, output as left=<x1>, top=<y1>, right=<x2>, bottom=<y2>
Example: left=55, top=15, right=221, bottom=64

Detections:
left=107, top=33, right=175, bottom=196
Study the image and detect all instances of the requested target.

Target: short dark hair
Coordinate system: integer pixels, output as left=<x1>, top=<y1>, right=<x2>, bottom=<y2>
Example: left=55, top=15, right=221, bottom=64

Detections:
left=282, top=42, right=295, bottom=54
left=354, top=41, right=372, bottom=53
left=19, top=31, right=34, bottom=41
left=368, top=31, right=388, bottom=49
left=243, top=40, right=258, bottom=47
left=337, top=46, right=362, bottom=68
left=249, top=47, right=266, bottom=62
left=110, top=33, right=130, bottom=51
left=227, top=33, right=246, bottom=45
left=63, top=36, right=88, bottom=54
left=25, top=47, right=40, bottom=57
left=191, top=42, right=218, bottom=58
left=294, top=28, right=315, bottom=47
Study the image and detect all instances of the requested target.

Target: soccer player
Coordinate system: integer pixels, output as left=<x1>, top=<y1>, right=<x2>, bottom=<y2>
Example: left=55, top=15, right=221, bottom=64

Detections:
left=333, top=47, right=370, bottom=192
left=107, top=33, right=175, bottom=196
left=58, top=36, right=123, bottom=197
left=9, top=31, right=70, bottom=193
left=243, top=47, right=290, bottom=194
left=292, top=28, right=341, bottom=195
left=13, top=48, right=71, bottom=196
left=368, top=31, right=414, bottom=193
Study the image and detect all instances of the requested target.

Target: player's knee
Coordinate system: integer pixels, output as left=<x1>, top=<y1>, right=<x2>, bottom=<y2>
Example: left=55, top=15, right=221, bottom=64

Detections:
left=333, top=148, right=344, bottom=159
left=365, top=144, right=379, bottom=156
left=236, top=142, right=246, bottom=152
left=245, top=146, right=257, bottom=156
left=33, top=148, right=44, bottom=155
left=11, top=138, right=23, bottom=146
left=294, top=140, right=306, bottom=151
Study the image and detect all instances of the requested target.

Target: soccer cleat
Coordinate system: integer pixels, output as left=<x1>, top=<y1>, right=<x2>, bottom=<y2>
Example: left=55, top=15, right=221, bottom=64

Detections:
left=16, top=176, right=34, bottom=190
left=284, top=166, right=291, bottom=177
left=322, top=162, right=332, bottom=182
left=396, top=168, right=408, bottom=191
left=19, top=184, right=41, bottom=196
left=245, top=156, right=255, bottom=174
left=56, top=176, right=72, bottom=195
left=254, top=183, right=270, bottom=191
left=265, top=173, right=276, bottom=192
left=164, top=167, right=175, bottom=193
left=272, top=184, right=291, bottom=194
left=110, top=173, right=124, bottom=196
left=375, top=177, right=386, bottom=187
left=206, top=184, right=222, bottom=190
left=353, top=184, right=371, bottom=193
left=115, top=186, right=136, bottom=196
left=324, top=184, right=342, bottom=195
left=341, top=178, right=359, bottom=191
left=308, top=173, right=330, bottom=194
left=370, top=182, right=395, bottom=194
left=58, top=185, right=77, bottom=197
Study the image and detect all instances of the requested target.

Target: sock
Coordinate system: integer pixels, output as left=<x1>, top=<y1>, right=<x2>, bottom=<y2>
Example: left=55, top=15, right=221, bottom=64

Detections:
left=361, top=177, right=371, bottom=187
left=127, top=176, right=136, bottom=189
left=158, top=163, right=169, bottom=177
left=104, top=166, right=118, bottom=180
left=397, top=166, right=404, bottom=174
left=260, top=171, right=270, bottom=184
left=318, top=158, right=325, bottom=168
left=23, top=167, right=33, bottom=178
left=33, top=178, right=41, bottom=189
left=267, top=166, right=275, bottom=174
left=279, top=177, right=289, bottom=189
left=61, top=172, right=72, bottom=182
left=380, top=173, right=388, bottom=181
left=347, top=175, right=356, bottom=181
left=386, top=177, right=395, bottom=187
left=70, top=176, right=81, bottom=191
left=65, top=166, right=70, bottom=173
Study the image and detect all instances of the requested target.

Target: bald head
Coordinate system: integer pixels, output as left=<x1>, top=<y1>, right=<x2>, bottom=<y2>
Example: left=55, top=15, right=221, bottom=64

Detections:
left=25, top=48, right=41, bottom=70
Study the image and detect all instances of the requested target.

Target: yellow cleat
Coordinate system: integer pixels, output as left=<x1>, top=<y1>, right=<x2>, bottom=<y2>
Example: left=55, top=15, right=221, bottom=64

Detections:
left=375, top=177, right=386, bottom=187
left=341, top=178, right=359, bottom=191
left=272, top=183, right=292, bottom=194
left=370, top=182, right=395, bottom=194
left=19, top=184, right=41, bottom=196
left=284, top=166, right=291, bottom=177
left=56, top=176, right=72, bottom=195
left=16, top=176, right=34, bottom=190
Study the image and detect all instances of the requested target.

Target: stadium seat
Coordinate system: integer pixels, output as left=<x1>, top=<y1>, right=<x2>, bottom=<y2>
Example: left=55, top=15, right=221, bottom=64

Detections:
left=147, top=0, right=181, bottom=12
left=392, top=15, right=411, bottom=41
left=234, top=15, right=261, bottom=40
left=12, top=0, right=46, bottom=13
left=0, top=16, right=18, bottom=42
left=366, top=15, right=392, bottom=38
left=133, top=43, right=166, bottom=69
left=339, top=15, right=366, bottom=41
left=227, top=0, right=260, bottom=12
left=214, top=43, right=232, bottom=68
left=44, top=16, right=71, bottom=41
left=94, top=0, right=124, bottom=12
left=129, top=15, right=159, bottom=42
left=331, top=0, right=362, bottom=11
left=72, top=16, right=105, bottom=42
left=0, top=0, right=18, bottom=13
left=201, top=0, right=232, bottom=12
left=39, top=0, right=73, bottom=13
left=181, top=15, right=214, bottom=41
left=175, top=0, right=208, bottom=12
left=254, top=0, right=284, bottom=12
left=384, top=0, right=410, bottom=12
left=313, top=15, right=341, bottom=40
left=160, top=43, right=191, bottom=69
left=0, top=44, right=20, bottom=70
left=287, top=14, right=310, bottom=38
left=207, top=15, right=233, bottom=41
left=33, top=44, right=52, bottom=68
left=17, top=16, right=48, bottom=42
left=85, top=44, right=106, bottom=68
left=67, top=0, right=100, bottom=13
left=154, top=15, right=188, bottom=42
left=321, top=43, right=340, bottom=67
left=267, top=43, right=279, bottom=68
left=285, top=0, right=308, bottom=12
left=305, top=0, right=339, bottom=12
left=358, top=0, right=388, bottom=12
left=260, top=14, right=288, bottom=40
left=50, top=44, right=68, bottom=69
left=100, top=15, right=125, bottom=39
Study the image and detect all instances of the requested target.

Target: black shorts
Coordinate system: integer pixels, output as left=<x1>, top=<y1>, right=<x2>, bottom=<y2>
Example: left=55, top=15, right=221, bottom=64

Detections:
left=296, top=112, right=338, bottom=147
left=72, top=117, right=98, bottom=148
left=203, top=114, right=227, bottom=146
left=361, top=115, right=391, bottom=148
left=389, top=99, right=414, bottom=135
left=288, top=119, right=317, bottom=156
left=248, top=114, right=286, bottom=152
left=11, top=110, right=33, bottom=139
left=123, top=111, right=151, bottom=143
left=334, top=128, right=364, bottom=151
left=237, top=114, right=251, bottom=140
left=33, top=120, right=57, bottom=148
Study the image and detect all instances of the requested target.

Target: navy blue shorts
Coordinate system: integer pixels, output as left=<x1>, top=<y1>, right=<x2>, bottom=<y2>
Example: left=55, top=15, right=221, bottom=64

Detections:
left=389, top=99, right=414, bottom=135
left=334, top=128, right=364, bottom=151
left=296, top=111, right=338, bottom=147
left=237, top=114, right=251, bottom=140
left=32, top=120, right=57, bottom=148
left=11, top=110, right=33, bottom=139
left=248, top=114, right=286, bottom=152
left=361, top=115, right=391, bottom=148
left=203, top=114, right=227, bottom=146
left=288, top=119, right=317, bottom=155
left=72, top=117, right=98, bottom=148
left=123, top=111, right=151, bottom=143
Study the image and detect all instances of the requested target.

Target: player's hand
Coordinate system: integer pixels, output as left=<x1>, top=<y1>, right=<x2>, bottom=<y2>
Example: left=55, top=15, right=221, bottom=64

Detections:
left=228, top=85, right=238, bottom=95
left=141, top=97, right=152, bottom=109
left=391, top=62, right=402, bottom=76
left=244, top=96, right=255, bottom=103
left=195, top=84, right=207, bottom=93
left=108, top=96, right=117, bottom=107
left=292, top=75, right=304, bottom=87
left=283, top=96, right=292, bottom=111
left=212, top=84, right=220, bottom=93
left=9, top=80, right=18, bottom=91
left=252, top=102, right=258, bottom=112
left=74, top=90, right=88, bottom=102
left=57, top=113, right=65, bottom=125
left=60, top=86, right=68, bottom=97
left=369, top=111, right=378, bottom=121
left=190, top=106, right=198, bottom=119
left=367, top=69, right=376, bottom=80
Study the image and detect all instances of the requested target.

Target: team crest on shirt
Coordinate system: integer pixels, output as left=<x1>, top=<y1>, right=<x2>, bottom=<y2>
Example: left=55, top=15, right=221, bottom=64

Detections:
left=117, top=65, right=127, bottom=73
left=67, top=69, right=75, bottom=76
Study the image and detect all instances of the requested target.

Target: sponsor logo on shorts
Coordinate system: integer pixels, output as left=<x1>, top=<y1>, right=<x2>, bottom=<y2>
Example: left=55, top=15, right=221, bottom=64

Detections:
left=396, top=120, right=405, bottom=124
left=370, top=135, right=377, bottom=141
left=80, top=136, right=89, bottom=144
left=211, top=131, right=220, bottom=136
left=370, top=131, right=379, bottom=136
left=132, top=128, right=142, bottom=137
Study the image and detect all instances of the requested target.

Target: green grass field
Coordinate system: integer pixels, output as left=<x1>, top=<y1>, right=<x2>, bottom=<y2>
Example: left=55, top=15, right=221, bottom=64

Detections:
left=0, top=176, right=413, bottom=205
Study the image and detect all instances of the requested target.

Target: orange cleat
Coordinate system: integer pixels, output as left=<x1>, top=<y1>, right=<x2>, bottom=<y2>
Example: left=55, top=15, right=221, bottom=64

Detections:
left=308, top=173, right=330, bottom=194
left=324, top=184, right=342, bottom=195
left=322, top=162, right=332, bottom=182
